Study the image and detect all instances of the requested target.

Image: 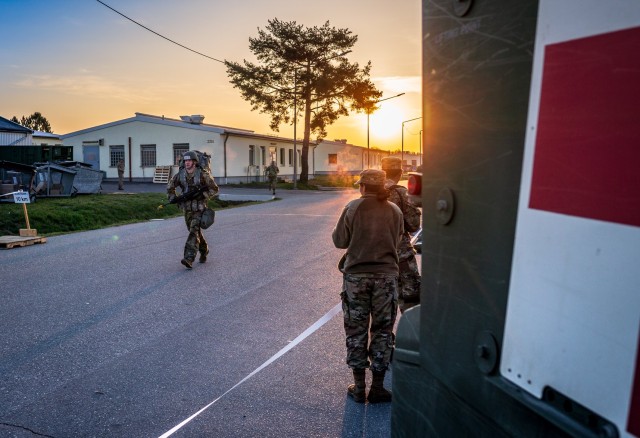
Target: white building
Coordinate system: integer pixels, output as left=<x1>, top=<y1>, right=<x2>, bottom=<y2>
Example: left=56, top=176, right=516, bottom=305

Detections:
left=32, top=131, right=63, bottom=146
left=0, top=116, right=33, bottom=145
left=313, top=139, right=387, bottom=175
left=60, top=112, right=418, bottom=183
left=61, top=113, right=320, bottom=184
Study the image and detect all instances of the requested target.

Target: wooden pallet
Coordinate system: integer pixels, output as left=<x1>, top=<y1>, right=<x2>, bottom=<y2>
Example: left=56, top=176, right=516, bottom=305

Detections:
left=0, top=235, right=47, bottom=249
left=153, top=166, right=172, bottom=184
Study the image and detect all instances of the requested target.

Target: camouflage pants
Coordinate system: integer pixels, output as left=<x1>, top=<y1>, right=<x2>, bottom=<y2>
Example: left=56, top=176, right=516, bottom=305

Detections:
left=341, top=274, right=398, bottom=372
left=183, top=210, right=207, bottom=262
left=398, top=255, right=421, bottom=313
left=268, top=177, right=276, bottom=192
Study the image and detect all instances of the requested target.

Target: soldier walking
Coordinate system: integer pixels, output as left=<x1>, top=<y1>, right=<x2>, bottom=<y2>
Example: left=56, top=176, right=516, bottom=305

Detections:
left=117, top=158, right=125, bottom=190
left=167, top=151, right=219, bottom=269
left=332, top=169, right=403, bottom=403
left=382, top=157, right=422, bottom=313
left=265, top=161, right=279, bottom=195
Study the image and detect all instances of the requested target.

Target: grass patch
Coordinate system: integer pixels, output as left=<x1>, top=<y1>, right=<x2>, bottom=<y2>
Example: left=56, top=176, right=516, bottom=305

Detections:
left=0, top=193, right=252, bottom=237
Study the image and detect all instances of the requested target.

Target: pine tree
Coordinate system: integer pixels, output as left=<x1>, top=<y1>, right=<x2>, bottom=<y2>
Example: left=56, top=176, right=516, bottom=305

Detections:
left=225, top=19, right=381, bottom=183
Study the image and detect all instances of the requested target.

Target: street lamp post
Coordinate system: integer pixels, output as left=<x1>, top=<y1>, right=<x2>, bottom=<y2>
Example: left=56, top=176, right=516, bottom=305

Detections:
left=419, top=129, right=423, bottom=167
left=366, top=93, right=405, bottom=168
left=401, top=116, right=422, bottom=170
left=293, top=69, right=298, bottom=189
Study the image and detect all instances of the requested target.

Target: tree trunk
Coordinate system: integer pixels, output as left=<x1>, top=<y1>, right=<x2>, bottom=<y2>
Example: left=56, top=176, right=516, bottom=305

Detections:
left=300, top=91, right=313, bottom=183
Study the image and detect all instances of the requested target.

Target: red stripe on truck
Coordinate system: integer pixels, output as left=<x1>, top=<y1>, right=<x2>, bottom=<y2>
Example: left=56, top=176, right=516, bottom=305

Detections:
left=529, top=27, right=640, bottom=227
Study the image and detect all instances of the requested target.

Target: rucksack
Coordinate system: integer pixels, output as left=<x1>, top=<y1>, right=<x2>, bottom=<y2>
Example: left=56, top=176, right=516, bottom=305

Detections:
left=178, top=150, right=211, bottom=172
left=390, top=185, right=421, bottom=233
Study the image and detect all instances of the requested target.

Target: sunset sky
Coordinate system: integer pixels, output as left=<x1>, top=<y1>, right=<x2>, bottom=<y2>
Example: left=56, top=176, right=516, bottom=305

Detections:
left=0, top=0, right=422, bottom=152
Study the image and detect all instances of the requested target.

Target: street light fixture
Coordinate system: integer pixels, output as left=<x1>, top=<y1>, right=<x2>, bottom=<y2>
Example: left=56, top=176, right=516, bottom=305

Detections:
left=292, top=50, right=352, bottom=189
left=401, top=116, right=422, bottom=170
left=366, top=92, right=405, bottom=168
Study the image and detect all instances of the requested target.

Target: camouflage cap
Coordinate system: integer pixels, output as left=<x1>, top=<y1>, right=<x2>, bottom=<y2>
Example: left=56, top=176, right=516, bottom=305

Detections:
left=355, top=169, right=386, bottom=186
left=381, top=156, right=402, bottom=170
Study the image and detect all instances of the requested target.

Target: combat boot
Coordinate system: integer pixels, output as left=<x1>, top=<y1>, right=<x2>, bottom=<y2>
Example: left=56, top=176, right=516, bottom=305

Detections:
left=347, top=369, right=366, bottom=403
left=199, top=249, right=209, bottom=263
left=367, top=370, right=392, bottom=403
left=181, top=258, right=193, bottom=269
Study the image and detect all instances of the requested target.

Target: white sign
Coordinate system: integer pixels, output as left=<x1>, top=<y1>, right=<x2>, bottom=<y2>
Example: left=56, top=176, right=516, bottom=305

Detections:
left=12, top=191, right=30, bottom=204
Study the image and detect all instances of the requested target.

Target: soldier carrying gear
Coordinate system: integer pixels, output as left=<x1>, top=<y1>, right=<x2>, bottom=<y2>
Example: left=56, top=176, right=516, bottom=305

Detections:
left=382, top=156, right=422, bottom=313
left=167, top=151, right=219, bottom=269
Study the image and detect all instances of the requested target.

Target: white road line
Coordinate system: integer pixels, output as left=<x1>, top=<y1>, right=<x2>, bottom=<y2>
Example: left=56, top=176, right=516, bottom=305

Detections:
left=157, top=302, right=342, bottom=438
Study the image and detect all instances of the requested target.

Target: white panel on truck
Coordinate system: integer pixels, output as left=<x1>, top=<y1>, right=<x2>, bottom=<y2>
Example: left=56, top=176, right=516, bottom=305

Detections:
left=501, top=1, right=640, bottom=436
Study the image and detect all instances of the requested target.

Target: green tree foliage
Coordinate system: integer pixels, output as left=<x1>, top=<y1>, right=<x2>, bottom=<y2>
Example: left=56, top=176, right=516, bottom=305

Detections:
left=225, top=19, right=382, bottom=182
left=12, top=112, right=53, bottom=133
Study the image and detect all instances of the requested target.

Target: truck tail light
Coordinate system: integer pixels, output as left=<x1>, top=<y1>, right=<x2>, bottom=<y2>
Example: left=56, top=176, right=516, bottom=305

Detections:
left=408, top=174, right=422, bottom=196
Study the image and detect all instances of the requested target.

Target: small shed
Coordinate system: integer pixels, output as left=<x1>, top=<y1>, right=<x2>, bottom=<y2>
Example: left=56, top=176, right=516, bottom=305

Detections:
left=0, top=160, right=36, bottom=203
left=57, top=161, right=103, bottom=194
left=34, top=163, right=77, bottom=197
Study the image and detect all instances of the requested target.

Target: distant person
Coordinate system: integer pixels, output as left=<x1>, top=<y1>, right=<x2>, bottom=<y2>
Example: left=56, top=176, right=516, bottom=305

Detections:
left=332, top=169, right=403, bottom=404
left=117, top=158, right=125, bottom=190
left=382, top=156, right=422, bottom=313
left=265, top=161, right=279, bottom=195
left=167, top=151, right=219, bottom=269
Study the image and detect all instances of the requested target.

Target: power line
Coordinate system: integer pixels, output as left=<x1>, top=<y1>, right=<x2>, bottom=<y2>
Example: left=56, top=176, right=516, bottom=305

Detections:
left=96, top=0, right=225, bottom=64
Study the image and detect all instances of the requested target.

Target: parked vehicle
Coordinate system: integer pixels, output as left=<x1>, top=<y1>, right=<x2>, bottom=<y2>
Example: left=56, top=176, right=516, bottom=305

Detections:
left=392, top=1, right=639, bottom=437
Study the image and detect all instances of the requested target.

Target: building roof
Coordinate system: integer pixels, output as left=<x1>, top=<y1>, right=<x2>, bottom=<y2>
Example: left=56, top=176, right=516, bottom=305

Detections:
left=60, top=112, right=254, bottom=138
left=0, top=116, right=33, bottom=134
left=33, top=131, right=61, bottom=138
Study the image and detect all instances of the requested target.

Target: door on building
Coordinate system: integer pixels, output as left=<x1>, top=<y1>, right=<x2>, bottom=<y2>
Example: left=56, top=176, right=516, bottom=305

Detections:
left=83, top=146, right=100, bottom=170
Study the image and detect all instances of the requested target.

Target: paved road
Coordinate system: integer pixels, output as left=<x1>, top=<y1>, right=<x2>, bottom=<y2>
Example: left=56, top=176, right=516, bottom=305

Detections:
left=0, top=188, right=402, bottom=437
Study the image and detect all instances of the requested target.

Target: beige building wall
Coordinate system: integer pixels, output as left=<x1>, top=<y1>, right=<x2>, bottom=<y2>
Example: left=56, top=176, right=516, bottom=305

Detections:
left=314, top=140, right=387, bottom=174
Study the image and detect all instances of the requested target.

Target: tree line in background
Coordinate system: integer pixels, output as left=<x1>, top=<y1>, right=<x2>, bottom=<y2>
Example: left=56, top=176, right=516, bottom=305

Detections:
left=10, top=112, right=53, bottom=133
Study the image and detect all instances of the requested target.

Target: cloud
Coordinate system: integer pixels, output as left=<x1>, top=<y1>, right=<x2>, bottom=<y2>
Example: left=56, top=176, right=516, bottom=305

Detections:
left=373, top=76, right=421, bottom=94
left=14, top=73, right=160, bottom=103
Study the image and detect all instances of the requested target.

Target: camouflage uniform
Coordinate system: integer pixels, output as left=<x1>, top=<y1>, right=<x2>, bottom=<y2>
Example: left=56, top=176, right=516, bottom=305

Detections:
left=265, top=162, right=279, bottom=194
left=383, top=157, right=422, bottom=313
left=332, top=169, right=404, bottom=373
left=167, top=157, right=219, bottom=265
left=117, top=159, right=125, bottom=190
left=341, top=273, right=398, bottom=371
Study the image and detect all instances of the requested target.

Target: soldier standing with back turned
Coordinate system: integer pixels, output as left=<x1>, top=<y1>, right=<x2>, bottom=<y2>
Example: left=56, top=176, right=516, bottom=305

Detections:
left=382, top=156, right=422, bottom=312
left=332, top=169, right=404, bottom=404
left=167, top=151, right=219, bottom=269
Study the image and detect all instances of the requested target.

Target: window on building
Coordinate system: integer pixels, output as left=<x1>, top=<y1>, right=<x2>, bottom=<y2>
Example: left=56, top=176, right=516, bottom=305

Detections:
left=328, top=153, right=338, bottom=165
left=249, top=145, right=255, bottom=165
left=173, top=143, right=189, bottom=165
left=260, top=146, right=266, bottom=165
left=280, top=148, right=285, bottom=165
left=109, top=145, right=125, bottom=167
left=141, top=144, right=157, bottom=167
left=288, top=149, right=293, bottom=166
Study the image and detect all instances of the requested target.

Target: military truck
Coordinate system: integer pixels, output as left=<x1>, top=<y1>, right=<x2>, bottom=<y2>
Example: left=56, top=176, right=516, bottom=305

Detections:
left=393, top=1, right=640, bottom=437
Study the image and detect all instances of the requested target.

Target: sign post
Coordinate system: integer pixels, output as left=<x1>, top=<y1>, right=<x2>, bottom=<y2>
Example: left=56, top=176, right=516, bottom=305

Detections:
left=12, top=191, right=37, bottom=237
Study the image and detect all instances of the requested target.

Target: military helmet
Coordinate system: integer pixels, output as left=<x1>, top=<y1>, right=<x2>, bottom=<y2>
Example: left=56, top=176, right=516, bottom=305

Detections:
left=183, top=151, right=199, bottom=163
